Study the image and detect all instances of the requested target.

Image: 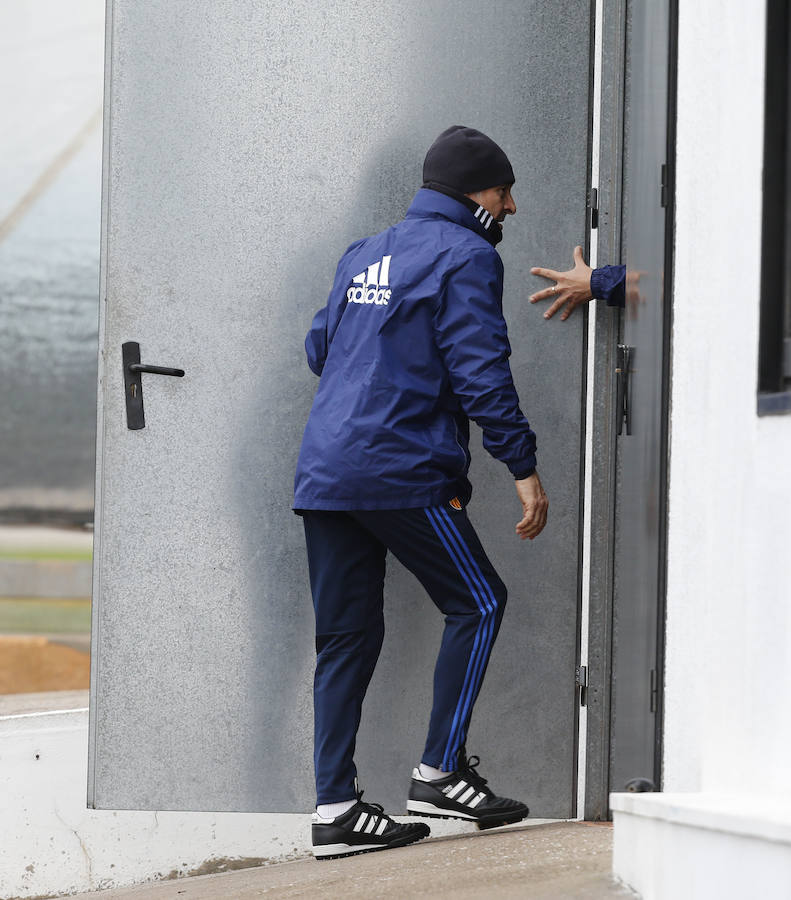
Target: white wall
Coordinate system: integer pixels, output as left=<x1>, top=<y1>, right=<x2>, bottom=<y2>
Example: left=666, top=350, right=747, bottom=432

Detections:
left=0, top=709, right=309, bottom=897
left=0, top=708, right=479, bottom=897
left=612, top=5, right=791, bottom=895
left=664, top=0, right=791, bottom=797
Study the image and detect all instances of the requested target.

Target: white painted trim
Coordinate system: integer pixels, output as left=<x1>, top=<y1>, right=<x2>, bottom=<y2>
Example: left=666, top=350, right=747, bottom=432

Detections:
left=0, top=707, right=88, bottom=721
left=612, top=793, right=791, bottom=844
left=576, top=0, right=605, bottom=821
left=89, top=0, right=116, bottom=810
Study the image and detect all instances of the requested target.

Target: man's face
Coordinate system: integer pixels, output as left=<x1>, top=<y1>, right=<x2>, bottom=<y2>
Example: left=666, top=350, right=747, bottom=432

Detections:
left=466, top=184, right=517, bottom=224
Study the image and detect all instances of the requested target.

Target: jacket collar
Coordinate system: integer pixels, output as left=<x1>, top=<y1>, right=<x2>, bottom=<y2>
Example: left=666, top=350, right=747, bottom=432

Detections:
left=405, top=187, right=503, bottom=247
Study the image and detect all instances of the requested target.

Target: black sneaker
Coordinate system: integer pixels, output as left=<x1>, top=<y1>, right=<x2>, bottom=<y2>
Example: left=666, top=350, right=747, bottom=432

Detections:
left=312, top=791, right=430, bottom=860
left=407, top=752, right=529, bottom=830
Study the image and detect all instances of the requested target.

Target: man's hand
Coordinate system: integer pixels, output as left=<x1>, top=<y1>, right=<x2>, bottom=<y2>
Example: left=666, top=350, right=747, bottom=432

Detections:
left=529, top=246, right=593, bottom=320
left=515, top=472, right=548, bottom=540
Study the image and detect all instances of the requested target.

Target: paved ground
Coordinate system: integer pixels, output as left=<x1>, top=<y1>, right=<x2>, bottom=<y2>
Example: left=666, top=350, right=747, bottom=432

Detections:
left=68, top=822, right=634, bottom=900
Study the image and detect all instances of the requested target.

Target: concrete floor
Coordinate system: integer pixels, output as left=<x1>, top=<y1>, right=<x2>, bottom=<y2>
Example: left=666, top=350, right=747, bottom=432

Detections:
left=67, top=822, right=635, bottom=900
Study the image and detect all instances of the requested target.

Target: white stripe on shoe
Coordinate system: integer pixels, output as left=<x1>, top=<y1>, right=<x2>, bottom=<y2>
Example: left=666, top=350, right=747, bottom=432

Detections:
left=364, top=817, right=378, bottom=833
left=469, top=792, right=487, bottom=808
left=458, top=786, right=476, bottom=804
left=376, top=818, right=388, bottom=836
left=353, top=812, right=368, bottom=832
left=446, top=780, right=467, bottom=799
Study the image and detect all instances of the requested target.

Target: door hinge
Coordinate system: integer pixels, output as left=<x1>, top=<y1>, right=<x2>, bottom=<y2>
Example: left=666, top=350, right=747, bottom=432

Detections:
left=650, top=668, right=658, bottom=713
left=660, top=164, right=669, bottom=208
left=576, top=665, right=588, bottom=707
left=587, top=187, right=599, bottom=229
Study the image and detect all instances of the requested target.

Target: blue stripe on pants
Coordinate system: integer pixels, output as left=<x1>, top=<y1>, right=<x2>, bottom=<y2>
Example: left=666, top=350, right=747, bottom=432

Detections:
left=425, top=507, right=499, bottom=770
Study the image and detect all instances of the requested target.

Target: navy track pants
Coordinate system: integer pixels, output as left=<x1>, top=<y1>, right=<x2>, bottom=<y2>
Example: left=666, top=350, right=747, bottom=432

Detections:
left=302, top=504, right=508, bottom=805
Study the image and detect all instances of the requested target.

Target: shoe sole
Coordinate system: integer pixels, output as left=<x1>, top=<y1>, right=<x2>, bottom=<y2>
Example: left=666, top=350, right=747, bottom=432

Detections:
left=313, top=830, right=428, bottom=860
left=407, top=799, right=529, bottom=830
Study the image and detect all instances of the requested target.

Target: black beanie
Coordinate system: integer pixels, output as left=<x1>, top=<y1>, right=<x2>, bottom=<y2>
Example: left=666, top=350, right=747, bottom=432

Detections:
left=422, top=126, right=515, bottom=194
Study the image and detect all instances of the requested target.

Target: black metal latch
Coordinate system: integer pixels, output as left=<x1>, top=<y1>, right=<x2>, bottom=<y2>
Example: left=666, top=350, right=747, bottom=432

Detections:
left=615, top=344, right=633, bottom=436
left=576, top=665, right=588, bottom=707
left=122, top=341, right=185, bottom=430
left=587, top=187, right=599, bottom=230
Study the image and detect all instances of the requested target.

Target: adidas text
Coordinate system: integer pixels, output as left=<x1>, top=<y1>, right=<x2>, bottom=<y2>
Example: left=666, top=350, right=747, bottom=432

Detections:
left=346, top=286, right=391, bottom=305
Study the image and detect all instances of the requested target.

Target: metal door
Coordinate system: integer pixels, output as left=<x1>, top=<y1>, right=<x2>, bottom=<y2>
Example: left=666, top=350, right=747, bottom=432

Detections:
left=90, top=0, right=594, bottom=813
left=608, top=0, right=675, bottom=793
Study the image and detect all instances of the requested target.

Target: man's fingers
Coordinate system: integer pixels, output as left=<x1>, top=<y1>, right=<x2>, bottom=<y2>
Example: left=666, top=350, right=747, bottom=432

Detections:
left=516, top=518, right=537, bottom=539
left=529, top=285, right=559, bottom=303
left=530, top=266, right=560, bottom=281
left=524, top=506, right=548, bottom=540
left=573, top=245, right=585, bottom=265
left=560, top=297, right=583, bottom=320
left=515, top=508, right=536, bottom=534
left=517, top=516, right=545, bottom=540
left=516, top=500, right=549, bottom=540
left=542, top=294, right=567, bottom=319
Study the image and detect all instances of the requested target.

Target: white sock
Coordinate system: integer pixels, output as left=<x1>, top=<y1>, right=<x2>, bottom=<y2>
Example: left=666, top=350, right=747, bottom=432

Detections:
left=419, top=762, right=448, bottom=781
left=316, top=799, right=356, bottom=820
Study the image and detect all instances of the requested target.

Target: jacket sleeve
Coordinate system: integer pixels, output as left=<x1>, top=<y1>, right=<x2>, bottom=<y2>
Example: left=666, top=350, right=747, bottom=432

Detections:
left=433, top=248, right=537, bottom=478
left=305, top=305, right=329, bottom=376
left=304, top=241, right=364, bottom=376
left=590, top=264, right=626, bottom=308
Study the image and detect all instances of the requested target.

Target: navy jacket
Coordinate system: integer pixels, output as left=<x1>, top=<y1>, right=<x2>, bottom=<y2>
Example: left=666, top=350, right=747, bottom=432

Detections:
left=293, top=188, right=537, bottom=511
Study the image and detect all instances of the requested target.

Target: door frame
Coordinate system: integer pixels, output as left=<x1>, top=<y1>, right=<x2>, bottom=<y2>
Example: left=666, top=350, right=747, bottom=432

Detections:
left=582, top=0, right=678, bottom=819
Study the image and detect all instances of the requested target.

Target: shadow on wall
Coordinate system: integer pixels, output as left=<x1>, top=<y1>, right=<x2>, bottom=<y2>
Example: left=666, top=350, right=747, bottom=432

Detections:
left=230, top=131, right=433, bottom=810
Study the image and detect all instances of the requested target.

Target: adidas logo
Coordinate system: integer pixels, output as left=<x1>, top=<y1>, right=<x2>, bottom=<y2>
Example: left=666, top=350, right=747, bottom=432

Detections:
left=351, top=809, right=389, bottom=837
left=441, top=779, right=487, bottom=809
left=473, top=205, right=495, bottom=229
left=346, top=255, right=392, bottom=306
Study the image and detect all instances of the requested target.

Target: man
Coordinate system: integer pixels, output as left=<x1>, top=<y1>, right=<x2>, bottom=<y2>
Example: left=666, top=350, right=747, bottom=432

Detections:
left=294, top=126, right=548, bottom=860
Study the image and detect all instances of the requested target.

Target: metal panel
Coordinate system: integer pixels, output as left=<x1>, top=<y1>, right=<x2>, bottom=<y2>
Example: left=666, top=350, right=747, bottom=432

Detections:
left=608, top=0, right=672, bottom=794
left=90, top=0, right=593, bottom=813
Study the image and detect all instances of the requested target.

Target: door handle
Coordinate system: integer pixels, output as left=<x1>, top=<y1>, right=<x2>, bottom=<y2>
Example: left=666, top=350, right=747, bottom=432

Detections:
left=615, top=344, right=633, bottom=436
left=129, top=362, right=185, bottom=377
left=122, top=341, right=185, bottom=430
